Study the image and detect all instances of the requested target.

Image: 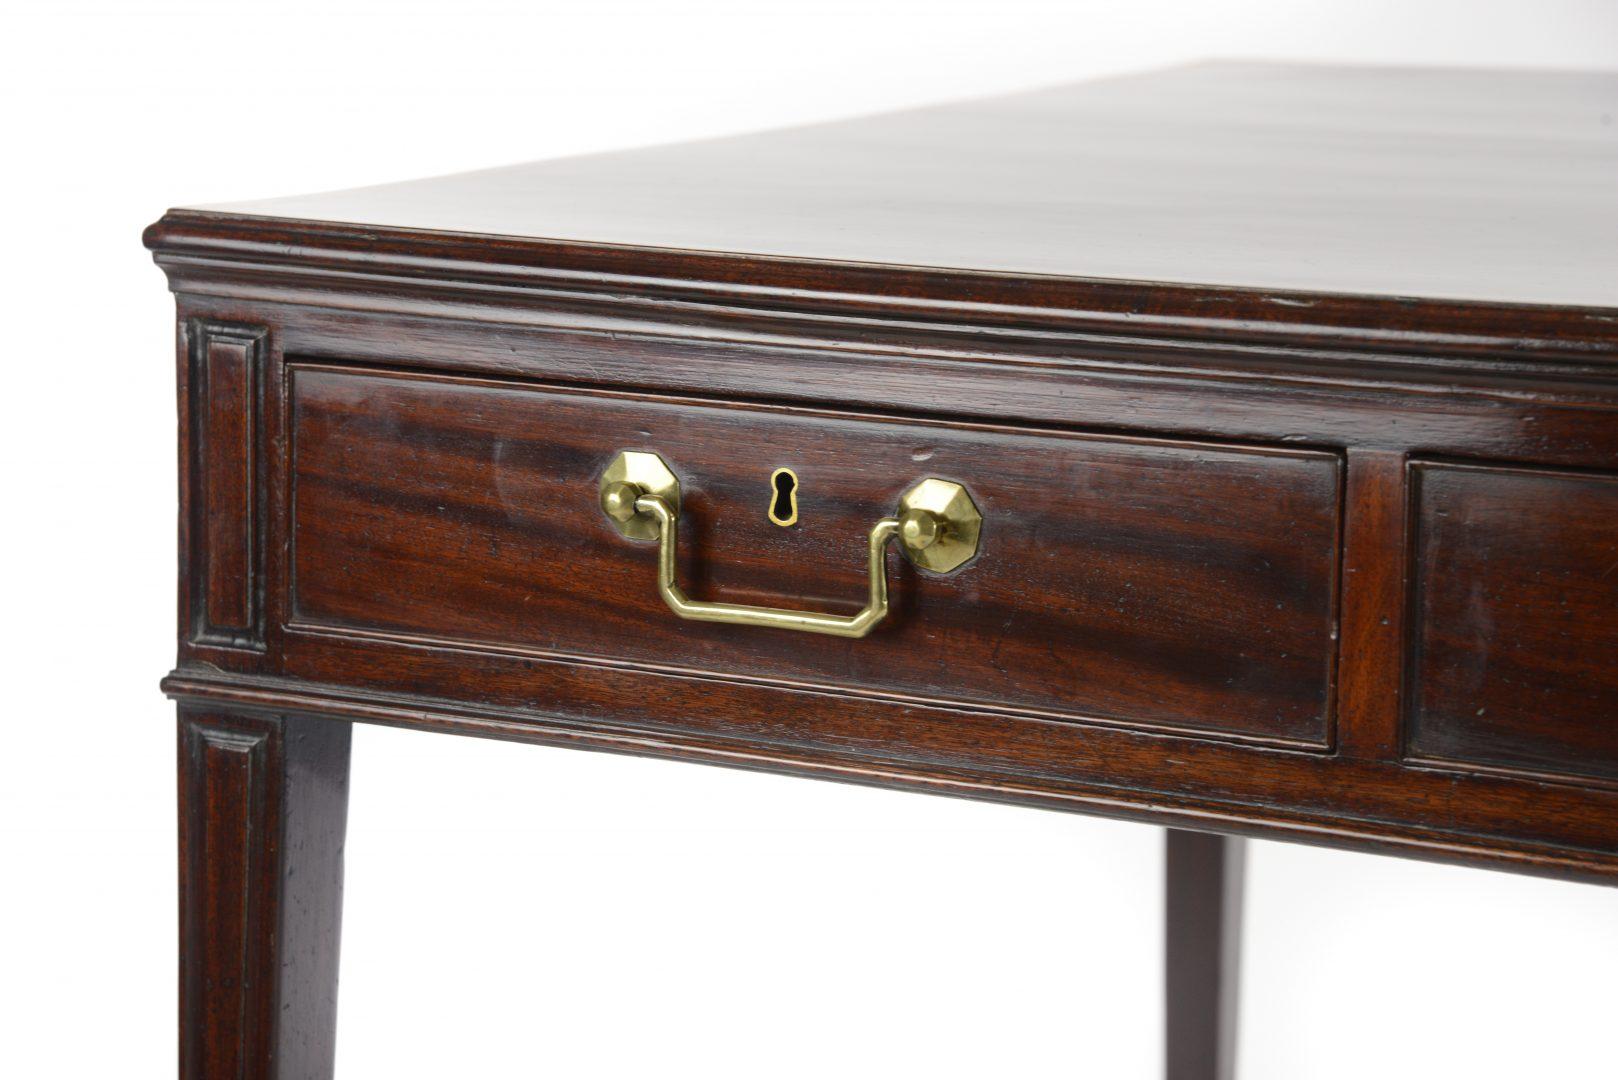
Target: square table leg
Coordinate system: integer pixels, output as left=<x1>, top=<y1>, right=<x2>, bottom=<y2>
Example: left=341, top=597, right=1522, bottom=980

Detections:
left=1165, top=828, right=1246, bottom=1080
left=178, top=710, right=352, bottom=1079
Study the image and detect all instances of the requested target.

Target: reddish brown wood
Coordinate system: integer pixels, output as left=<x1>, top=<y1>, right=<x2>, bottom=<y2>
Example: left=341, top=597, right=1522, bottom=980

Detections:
left=1335, top=450, right=1409, bottom=760
left=178, top=710, right=351, bottom=1080
left=170, top=64, right=1618, bottom=311
left=288, top=365, right=1342, bottom=746
left=202, top=340, right=252, bottom=630
left=1407, top=462, right=1618, bottom=785
left=147, top=101, right=1618, bottom=878
left=1166, top=829, right=1245, bottom=1080
left=187, top=320, right=267, bottom=651
left=147, top=57, right=1618, bottom=1080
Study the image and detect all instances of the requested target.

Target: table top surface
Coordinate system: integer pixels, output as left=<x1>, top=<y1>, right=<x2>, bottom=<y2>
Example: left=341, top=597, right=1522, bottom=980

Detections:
left=192, top=61, right=1618, bottom=311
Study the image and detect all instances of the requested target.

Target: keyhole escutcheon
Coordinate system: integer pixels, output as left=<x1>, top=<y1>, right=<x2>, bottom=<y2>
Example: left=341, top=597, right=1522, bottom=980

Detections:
left=768, top=468, right=799, bottom=526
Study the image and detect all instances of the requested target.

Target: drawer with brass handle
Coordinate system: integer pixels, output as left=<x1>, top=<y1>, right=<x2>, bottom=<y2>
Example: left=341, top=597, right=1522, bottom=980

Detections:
left=284, top=362, right=1342, bottom=749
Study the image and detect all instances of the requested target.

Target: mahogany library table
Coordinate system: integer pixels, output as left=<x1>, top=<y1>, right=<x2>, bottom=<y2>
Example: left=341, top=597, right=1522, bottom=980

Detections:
left=146, top=61, right=1618, bottom=1079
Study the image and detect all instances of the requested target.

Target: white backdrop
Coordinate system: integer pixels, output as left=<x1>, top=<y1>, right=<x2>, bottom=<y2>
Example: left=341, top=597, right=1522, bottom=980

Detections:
left=3, top=3, right=1616, bottom=1077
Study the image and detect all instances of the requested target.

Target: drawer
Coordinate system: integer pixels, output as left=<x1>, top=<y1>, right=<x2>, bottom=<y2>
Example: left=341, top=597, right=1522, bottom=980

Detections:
left=287, top=364, right=1343, bottom=747
left=1408, top=461, right=1618, bottom=785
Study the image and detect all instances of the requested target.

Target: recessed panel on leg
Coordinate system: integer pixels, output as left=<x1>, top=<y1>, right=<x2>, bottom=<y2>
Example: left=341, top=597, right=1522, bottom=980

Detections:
left=178, top=710, right=352, bottom=1080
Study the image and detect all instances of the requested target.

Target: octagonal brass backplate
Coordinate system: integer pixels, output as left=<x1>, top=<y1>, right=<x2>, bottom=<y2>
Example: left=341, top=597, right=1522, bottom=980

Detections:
left=897, top=478, right=981, bottom=573
left=599, top=450, right=679, bottom=540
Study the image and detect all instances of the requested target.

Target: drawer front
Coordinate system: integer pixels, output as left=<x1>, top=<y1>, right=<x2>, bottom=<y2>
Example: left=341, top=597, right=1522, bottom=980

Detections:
left=288, top=365, right=1343, bottom=746
left=1408, top=462, right=1618, bottom=784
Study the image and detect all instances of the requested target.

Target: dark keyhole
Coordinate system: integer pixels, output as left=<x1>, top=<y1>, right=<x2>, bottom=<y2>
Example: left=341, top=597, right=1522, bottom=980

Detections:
left=769, top=469, right=798, bottom=526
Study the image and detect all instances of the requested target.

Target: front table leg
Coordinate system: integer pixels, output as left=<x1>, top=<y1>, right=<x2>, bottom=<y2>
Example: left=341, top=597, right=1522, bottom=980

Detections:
left=178, top=710, right=353, bottom=1079
left=1165, top=828, right=1246, bottom=1080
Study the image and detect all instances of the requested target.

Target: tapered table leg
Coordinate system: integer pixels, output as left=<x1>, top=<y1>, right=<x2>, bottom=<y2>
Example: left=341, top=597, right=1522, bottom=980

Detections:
left=1165, top=828, right=1246, bottom=1080
left=178, top=709, right=352, bottom=1080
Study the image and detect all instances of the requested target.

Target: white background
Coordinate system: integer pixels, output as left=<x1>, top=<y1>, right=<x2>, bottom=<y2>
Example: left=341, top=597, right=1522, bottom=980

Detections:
left=3, top=2, right=1616, bottom=1077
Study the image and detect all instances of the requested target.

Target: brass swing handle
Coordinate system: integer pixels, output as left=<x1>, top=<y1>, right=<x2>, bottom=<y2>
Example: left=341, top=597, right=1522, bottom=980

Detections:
left=599, top=451, right=982, bottom=639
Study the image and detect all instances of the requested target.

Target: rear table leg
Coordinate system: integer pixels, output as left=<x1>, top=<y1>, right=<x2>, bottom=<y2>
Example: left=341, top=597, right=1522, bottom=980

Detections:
left=1165, top=828, right=1246, bottom=1080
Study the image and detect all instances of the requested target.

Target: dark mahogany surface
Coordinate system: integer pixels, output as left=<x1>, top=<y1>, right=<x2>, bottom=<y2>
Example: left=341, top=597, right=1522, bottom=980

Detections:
left=178, top=710, right=350, bottom=1079
left=1408, top=462, right=1618, bottom=785
left=151, top=61, right=1618, bottom=901
left=288, top=365, right=1342, bottom=746
left=188, top=62, right=1618, bottom=309
left=150, top=63, right=1618, bottom=1080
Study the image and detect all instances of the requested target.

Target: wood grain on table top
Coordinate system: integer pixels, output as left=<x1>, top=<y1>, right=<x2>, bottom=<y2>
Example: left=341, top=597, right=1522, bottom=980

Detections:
left=190, top=62, right=1618, bottom=309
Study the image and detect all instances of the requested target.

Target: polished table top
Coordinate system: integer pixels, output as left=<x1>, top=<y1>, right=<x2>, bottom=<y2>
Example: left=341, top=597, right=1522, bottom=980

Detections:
left=190, top=61, right=1618, bottom=310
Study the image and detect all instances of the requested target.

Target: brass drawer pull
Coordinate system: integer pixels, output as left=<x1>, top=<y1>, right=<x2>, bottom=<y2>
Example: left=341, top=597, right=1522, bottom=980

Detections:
left=598, top=451, right=981, bottom=638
